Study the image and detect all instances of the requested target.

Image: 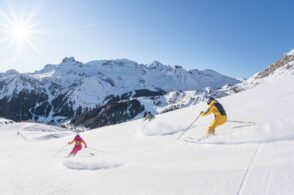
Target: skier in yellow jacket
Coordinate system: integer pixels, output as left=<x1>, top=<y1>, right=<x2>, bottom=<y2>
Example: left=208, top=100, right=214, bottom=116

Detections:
left=200, top=97, right=227, bottom=136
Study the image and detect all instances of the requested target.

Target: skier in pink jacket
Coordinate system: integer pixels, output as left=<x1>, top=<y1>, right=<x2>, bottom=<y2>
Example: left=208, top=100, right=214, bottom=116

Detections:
left=67, top=133, right=87, bottom=157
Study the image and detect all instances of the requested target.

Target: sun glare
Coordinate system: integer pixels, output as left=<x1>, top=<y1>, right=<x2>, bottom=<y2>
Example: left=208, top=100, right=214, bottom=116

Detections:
left=0, top=9, right=40, bottom=55
left=10, top=23, right=30, bottom=42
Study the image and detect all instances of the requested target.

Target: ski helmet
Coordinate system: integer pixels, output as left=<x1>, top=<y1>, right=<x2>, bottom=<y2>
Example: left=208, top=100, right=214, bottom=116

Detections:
left=207, top=97, right=215, bottom=104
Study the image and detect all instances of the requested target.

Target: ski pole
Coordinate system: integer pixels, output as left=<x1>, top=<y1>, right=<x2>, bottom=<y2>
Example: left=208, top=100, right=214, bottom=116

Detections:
left=86, top=146, right=104, bottom=153
left=177, top=114, right=201, bottom=141
left=227, top=120, right=256, bottom=124
left=52, top=144, right=68, bottom=157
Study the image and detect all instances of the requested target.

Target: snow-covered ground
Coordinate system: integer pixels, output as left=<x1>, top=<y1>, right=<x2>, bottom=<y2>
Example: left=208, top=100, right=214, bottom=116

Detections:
left=0, top=117, right=14, bottom=125
left=1, top=76, right=294, bottom=194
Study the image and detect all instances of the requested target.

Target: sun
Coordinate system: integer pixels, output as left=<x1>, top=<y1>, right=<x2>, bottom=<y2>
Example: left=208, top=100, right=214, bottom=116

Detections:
left=11, top=23, right=29, bottom=41
left=0, top=9, right=40, bottom=55
left=8, top=22, right=32, bottom=44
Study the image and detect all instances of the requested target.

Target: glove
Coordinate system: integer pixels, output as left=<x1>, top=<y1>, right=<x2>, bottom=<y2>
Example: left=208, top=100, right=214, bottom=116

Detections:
left=68, top=141, right=71, bottom=145
left=200, top=111, right=204, bottom=116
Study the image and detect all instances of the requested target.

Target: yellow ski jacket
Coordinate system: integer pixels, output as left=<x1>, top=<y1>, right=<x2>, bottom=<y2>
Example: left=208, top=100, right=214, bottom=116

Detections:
left=201, top=100, right=227, bottom=117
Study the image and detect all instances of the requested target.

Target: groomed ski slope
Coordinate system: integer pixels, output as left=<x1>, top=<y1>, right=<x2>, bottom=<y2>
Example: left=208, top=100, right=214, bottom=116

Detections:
left=1, top=77, right=294, bottom=194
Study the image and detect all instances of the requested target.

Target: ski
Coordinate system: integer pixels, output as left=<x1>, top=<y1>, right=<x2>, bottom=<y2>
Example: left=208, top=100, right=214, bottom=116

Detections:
left=184, top=137, right=206, bottom=144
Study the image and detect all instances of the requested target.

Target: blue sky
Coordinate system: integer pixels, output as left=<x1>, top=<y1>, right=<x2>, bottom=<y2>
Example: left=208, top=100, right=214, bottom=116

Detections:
left=0, top=0, right=293, bottom=77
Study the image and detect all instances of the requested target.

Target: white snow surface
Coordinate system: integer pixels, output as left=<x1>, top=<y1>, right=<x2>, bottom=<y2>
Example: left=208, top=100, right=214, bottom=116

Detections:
left=63, top=157, right=124, bottom=170
left=18, top=123, right=73, bottom=141
left=0, top=117, right=14, bottom=125
left=1, top=76, right=294, bottom=194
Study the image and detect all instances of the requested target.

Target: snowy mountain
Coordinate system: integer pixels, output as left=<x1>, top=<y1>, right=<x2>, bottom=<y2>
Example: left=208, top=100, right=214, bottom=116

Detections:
left=68, top=48, right=294, bottom=129
left=1, top=70, right=294, bottom=194
left=69, top=87, right=228, bottom=129
left=0, top=57, right=239, bottom=124
left=232, top=48, right=294, bottom=90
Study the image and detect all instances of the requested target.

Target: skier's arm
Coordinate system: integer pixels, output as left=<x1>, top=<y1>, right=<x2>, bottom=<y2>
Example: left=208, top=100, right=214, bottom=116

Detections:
left=80, top=138, right=87, bottom=148
left=82, top=140, right=87, bottom=148
left=68, top=140, right=74, bottom=144
left=201, top=107, right=212, bottom=116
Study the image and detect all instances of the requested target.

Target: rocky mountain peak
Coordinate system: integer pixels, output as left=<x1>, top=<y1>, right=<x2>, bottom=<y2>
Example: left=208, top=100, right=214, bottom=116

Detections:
left=61, top=57, right=79, bottom=64
left=255, top=49, right=294, bottom=79
left=148, top=60, right=172, bottom=72
left=4, top=69, right=19, bottom=76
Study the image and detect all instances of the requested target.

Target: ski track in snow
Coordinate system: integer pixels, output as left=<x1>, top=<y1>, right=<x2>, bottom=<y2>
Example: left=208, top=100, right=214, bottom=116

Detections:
left=263, top=168, right=272, bottom=195
left=46, top=182, right=78, bottom=195
left=236, top=144, right=261, bottom=195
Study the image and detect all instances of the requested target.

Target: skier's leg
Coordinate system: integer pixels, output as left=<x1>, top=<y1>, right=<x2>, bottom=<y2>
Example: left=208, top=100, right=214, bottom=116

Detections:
left=67, top=147, right=76, bottom=157
left=209, top=116, right=227, bottom=134
left=67, top=145, right=79, bottom=157
left=215, top=116, right=227, bottom=128
left=207, top=119, right=217, bottom=135
left=218, top=116, right=227, bottom=126
left=71, top=145, right=82, bottom=156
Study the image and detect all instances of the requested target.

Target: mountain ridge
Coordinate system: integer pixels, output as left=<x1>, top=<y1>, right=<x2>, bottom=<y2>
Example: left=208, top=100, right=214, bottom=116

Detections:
left=69, top=48, right=294, bottom=129
left=0, top=57, right=239, bottom=124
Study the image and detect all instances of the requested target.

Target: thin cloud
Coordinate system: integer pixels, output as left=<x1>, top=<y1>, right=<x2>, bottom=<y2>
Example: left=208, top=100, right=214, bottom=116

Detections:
left=84, top=22, right=98, bottom=29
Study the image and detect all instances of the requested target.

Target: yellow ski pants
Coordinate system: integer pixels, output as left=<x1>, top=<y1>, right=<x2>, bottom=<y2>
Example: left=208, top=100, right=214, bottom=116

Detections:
left=207, top=115, right=227, bottom=135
